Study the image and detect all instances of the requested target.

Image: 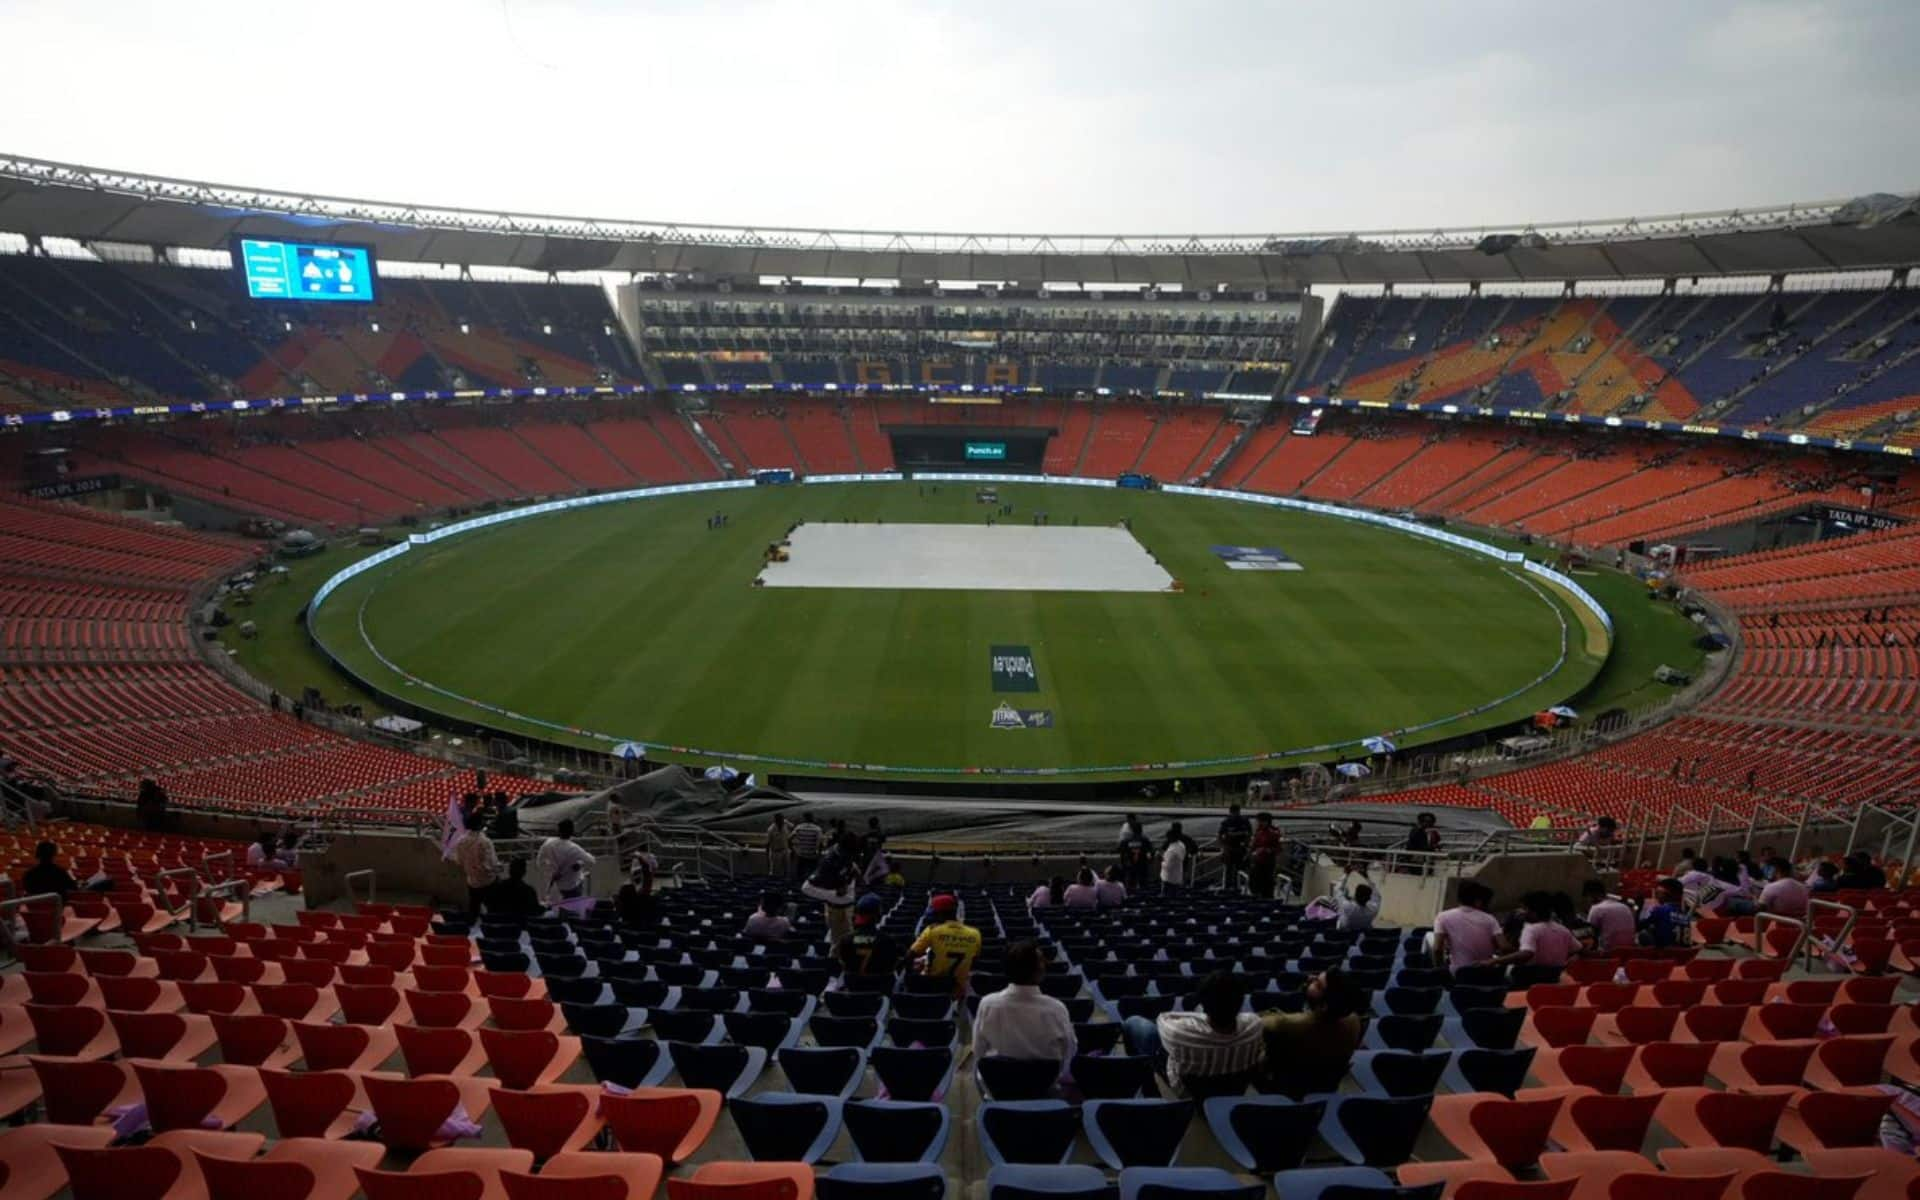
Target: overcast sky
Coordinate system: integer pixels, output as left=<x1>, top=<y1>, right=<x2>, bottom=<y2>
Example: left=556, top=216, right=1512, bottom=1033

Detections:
left=1, top=0, right=1915, bottom=235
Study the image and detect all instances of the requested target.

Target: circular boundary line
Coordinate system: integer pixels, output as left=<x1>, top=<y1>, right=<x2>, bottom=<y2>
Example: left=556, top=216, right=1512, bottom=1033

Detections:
left=311, top=476, right=1607, bottom=778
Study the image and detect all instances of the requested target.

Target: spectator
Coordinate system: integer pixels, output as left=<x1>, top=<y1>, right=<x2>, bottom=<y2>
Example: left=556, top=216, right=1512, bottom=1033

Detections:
left=1406, top=812, right=1441, bottom=854
left=1248, top=812, right=1283, bottom=899
left=1757, top=858, right=1808, bottom=918
left=790, top=812, right=824, bottom=880
left=765, top=814, right=791, bottom=877
left=1095, top=865, right=1128, bottom=908
left=1217, top=803, right=1252, bottom=891
left=135, top=778, right=169, bottom=831
left=1029, top=876, right=1068, bottom=909
left=246, top=832, right=295, bottom=871
left=1678, top=857, right=1743, bottom=916
left=1836, top=852, right=1887, bottom=891
left=1809, top=860, right=1841, bottom=895
left=453, top=799, right=501, bottom=915
left=802, top=832, right=861, bottom=947
left=1122, top=969, right=1265, bottom=1098
left=862, top=817, right=886, bottom=861
left=1491, top=892, right=1578, bottom=970
left=1638, top=878, right=1688, bottom=947
left=535, top=818, right=595, bottom=904
left=1332, top=872, right=1381, bottom=932
left=1582, top=880, right=1636, bottom=953
left=1260, top=967, right=1368, bottom=1099
left=616, top=853, right=656, bottom=928
left=972, top=939, right=1075, bottom=1080
left=743, top=891, right=793, bottom=941
left=488, top=858, right=544, bottom=917
left=1118, top=816, right=1154, bottom=890
left=1433, top=880, right=1505, bottom=970
left=839, top=894, right=900, bottom=979
left=1161, top=822, right=1194, bottom=889
left=22, top=840, right=77, bottom=901
left=909, top=893, right=981, bottom=993
left=1574, top=816, right=1618, bottom=850
left=1064, top=867, right=1101, bottom=908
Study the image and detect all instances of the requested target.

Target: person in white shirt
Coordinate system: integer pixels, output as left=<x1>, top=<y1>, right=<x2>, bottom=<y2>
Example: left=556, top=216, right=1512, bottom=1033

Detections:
left=1331, top=873, right=1381, bottom=932
left=1758, top=857, right=1810, bottom=918
left=1095, top=866, right=1128, bottom=908
left=1063, top=867, right=1101, bottom=908
left=535, top=819, right=596, bottom=903
left=246, top=832, right=295, bottom=871
left=1491, top=892, right=1578, bottom=969
left=1581, top=880, right=1636, bottom=952
left=1028, top=877, right=1068, bottom=909
left=972, top=940, right=1075, bottom=1085
left=1161, top=833, right=1189, bottom=889
left=1433, top=881, right=1505, bottom=970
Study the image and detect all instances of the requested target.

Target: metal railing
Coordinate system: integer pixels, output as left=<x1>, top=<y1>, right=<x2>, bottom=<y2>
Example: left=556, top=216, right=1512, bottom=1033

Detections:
left=0, top=892, right=61, bottom=958
left=1753, top=897, right=1857, bottom=973
left=344, top=869, right=376, bottom=907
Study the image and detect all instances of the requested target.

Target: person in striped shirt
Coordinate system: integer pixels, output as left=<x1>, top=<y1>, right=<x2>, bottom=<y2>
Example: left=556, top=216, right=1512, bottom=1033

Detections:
left=1121, top=970, right=1265, bottom=1098
left=789, top=813, right=824, bottom=881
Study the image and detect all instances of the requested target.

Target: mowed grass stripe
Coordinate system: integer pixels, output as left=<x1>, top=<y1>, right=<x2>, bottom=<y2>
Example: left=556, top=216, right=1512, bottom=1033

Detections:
left=316, top=482, right=1600, bottom=776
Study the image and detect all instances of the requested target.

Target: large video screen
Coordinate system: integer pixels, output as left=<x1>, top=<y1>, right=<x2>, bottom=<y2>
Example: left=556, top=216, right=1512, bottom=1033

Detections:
left=235, top=238, right=377, bottom=303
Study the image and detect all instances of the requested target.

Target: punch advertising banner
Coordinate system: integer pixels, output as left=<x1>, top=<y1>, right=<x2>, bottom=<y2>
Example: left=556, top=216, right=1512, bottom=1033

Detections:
left=990, top=645, right=1040, bottom=693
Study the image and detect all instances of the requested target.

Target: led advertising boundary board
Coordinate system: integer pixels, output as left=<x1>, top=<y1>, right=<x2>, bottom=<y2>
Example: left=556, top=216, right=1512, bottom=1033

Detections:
left=235, top=238, right=377, bottom=303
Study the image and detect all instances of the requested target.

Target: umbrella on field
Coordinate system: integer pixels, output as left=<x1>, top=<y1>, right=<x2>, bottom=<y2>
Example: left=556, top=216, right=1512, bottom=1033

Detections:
left=1336, top=762, right=1372, bottom=779
left=611, top=741, right=647, bottom=760
left=1362, top=736, right=1396, bottom=755
left=1548, top=705, right=1579, bottom=720
left=704, top=765, right=741, bottom=785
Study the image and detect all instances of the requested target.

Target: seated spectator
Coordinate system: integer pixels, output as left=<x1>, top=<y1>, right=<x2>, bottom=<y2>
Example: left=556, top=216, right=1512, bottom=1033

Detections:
left=1433, top=880, right=1505, bottom=970
left=22, top=841, right=77, bottom=901
left=1836, top=851, right=1888, bottom=891
left=744, top=891, right=794, bottom=941
left=1809, top=860, right=1841, bottom=894
left=1095, top=865, right=1128, bottom=908
left=1261, top=967, right=1368, bottom=1098
left=246, top=832, right=295, bottom=871
left=1122, top=969, right=1264, bottom=1098
left=1029, top=876, right=1068, bottom=910
left=910, top=894, right=982, bottom=994
left=972, top=939, right=1075, bottom=1080
left=1332, top=872, right=1380, bottom=932
left=1638, top=878, right=1689, bottom=947
left=1063, top=868, right=1101, bottom=908
left=1492, top=891, right=1578, bottom=969
left=1582, top=879, right=1636, bottom=953
left=135, top=778, right=169, bottom=831
left=839, top=894, right=900, bottom=979
left=1678, top=857, right=1744, bottom=917
left=488, top=858, right=544, bottom=917
left=1757, top=858, right=1809, bottom=918
left=616, top=853, right=656, bottom=928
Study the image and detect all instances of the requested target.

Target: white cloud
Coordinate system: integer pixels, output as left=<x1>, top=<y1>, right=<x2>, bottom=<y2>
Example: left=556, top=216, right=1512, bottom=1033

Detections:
left=0, top=0, right=1912, bottom=236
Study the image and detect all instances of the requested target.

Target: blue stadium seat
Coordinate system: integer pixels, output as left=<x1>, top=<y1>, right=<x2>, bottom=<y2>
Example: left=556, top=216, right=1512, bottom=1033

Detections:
left=978, top=1055, right=1064, bottom=1101
left=1271, top=1168, right=1422, bottom=1200
left=650, top=1011, right=722, bottom=1045
left=547, top=976, right=609, bottom=1006
left=579, top=1034, right=673, bottom=1089
left=1070, top=1053, right=1159, bottom=1099
left=813, top=1014, right=883, bottom=1051
left=819, top=1163, right=948, bottom=1200
left=870, top=1045, right=955, bottom=1102
left=723, top=1011, right=804, bottom=1051
left=1443, top=1008, right=1525, bottom=1051
left=845, top=1098, right=951, bottom=1163
left=667, top=1041, right=767, bottom=1098
left=1348, top=1050, right=1448, bottom=1098
left=987, top=1165, right=1115, bottom=1200
left=778, top=1046, right=867, bottom=1099
left=562, top=1001, right=637, bottom=1039
left=1442, top=1046, right=1537, bottom=1097
left=1083, top=1099, right=1195, bottom=1169
left=1119, top=1167, right=1264, bottom=1200
left=1316, top=1094, right=1433, bottom=1167
left=730, top=1092, right=844, bottom=1163
left=1363, top=1014, right=1442, bottom=1054
left=979, top=1100, right=1082, bottom=1166
left=1202, top=1095, right=1328, bottom=1174
left=821, top=992, right=890, bottom=1019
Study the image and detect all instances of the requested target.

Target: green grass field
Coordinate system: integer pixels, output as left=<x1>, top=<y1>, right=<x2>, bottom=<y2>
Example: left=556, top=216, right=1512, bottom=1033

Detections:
left=293, top=481, right=1642, bottom=780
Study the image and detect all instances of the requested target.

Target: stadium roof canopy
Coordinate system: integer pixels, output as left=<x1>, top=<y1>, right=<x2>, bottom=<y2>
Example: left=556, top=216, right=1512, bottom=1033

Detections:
left=2, top=154, right=1917, bottom=289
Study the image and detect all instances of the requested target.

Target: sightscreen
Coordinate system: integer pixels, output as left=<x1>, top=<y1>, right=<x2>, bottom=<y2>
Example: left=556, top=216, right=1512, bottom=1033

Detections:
left=235, top=238, right=377, bottom=303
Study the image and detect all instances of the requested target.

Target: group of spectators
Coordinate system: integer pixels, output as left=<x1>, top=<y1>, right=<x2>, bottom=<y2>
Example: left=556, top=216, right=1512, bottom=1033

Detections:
left=448, top=793, right=608, bottom=918
left=1115, top=805, right=1295, bottom=898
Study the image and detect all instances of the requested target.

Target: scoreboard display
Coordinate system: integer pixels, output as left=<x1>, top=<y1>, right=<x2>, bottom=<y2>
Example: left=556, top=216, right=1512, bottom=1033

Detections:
left=964, top=441, right=1008, bottom=461
left=236, top=238, right=377, bottom=303
left=891, top=429, right=1047, bottom=473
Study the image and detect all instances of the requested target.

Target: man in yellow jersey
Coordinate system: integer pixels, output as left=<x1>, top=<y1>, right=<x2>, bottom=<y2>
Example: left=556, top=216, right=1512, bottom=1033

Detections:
left=909, top=893, right=981, bottom=994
